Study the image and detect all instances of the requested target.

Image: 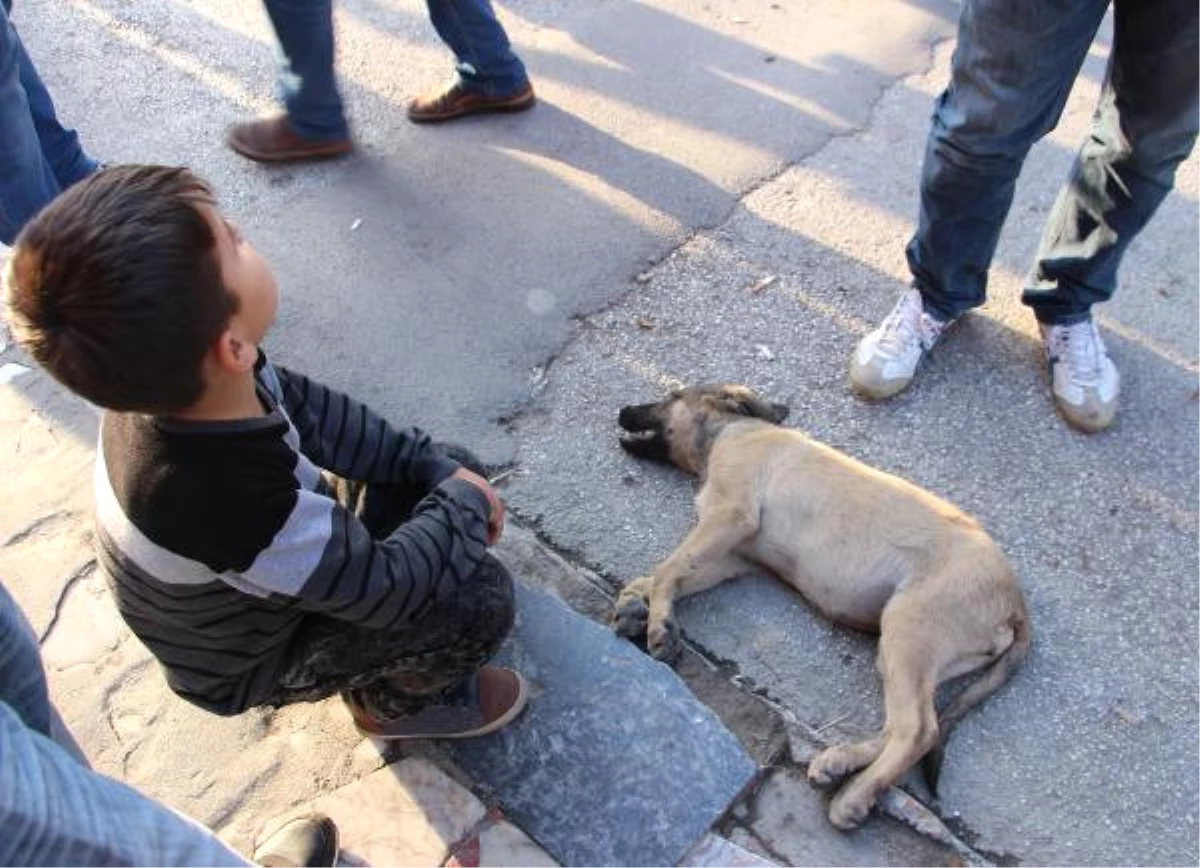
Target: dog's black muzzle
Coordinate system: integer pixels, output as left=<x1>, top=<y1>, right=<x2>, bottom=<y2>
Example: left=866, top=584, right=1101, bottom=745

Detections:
left=617, top=402, right=671, bottom=463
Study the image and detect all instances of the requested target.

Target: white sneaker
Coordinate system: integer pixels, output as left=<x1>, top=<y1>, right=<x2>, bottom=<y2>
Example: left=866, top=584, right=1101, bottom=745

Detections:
left=1041, top=319, right=1120, bottom=433
left=850, top=289, right=950, bottom=399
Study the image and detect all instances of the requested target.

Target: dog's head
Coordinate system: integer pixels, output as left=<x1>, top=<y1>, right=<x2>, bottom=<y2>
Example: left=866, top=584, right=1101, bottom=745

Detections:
left=618, top=384, right=790, bottom=473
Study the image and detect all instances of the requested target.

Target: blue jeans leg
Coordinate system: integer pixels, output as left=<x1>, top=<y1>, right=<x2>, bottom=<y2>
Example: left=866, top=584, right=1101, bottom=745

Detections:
left=0, top=3, right=68, bottom=244
left=0, top=581, right=53, bottom=738
left=0, top=583, right=249, bottom=865
left=906, top=0, right=1110, bottom=322
left=1022, top=0, right=1200, bottom=323
left=14, top=29, right=97, bottom=189
left=0, top=705, right=251, bottom=865
left=425, top=0, right=528, bottom=97
left=262, top=0, right=349, bottom=140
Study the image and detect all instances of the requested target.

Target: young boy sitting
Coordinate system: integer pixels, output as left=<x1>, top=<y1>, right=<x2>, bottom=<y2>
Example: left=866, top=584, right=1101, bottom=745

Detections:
left=3, top=165, right=526, bottom=739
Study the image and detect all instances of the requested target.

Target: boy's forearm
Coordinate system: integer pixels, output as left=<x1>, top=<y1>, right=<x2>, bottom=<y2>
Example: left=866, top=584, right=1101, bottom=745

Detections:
left=241, top=480, right=493, bottom=632
left=270, top=362, right=458, bottom=488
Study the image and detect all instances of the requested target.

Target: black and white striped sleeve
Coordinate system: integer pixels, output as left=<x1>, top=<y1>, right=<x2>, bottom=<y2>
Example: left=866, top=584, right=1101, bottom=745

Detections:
left=234, top=476, right=493, bottom=630
left=265, top=361, right=460, bottom=490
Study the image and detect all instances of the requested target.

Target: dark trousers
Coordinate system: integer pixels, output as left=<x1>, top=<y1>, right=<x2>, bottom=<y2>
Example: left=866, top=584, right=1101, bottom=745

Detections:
left=907, top=0, right=1199, bottom=324
left=262, top=449, right=514, bottom=716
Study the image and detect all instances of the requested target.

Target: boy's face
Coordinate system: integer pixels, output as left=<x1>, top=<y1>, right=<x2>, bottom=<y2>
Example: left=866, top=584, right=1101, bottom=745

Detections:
left=202, top=203, right=279, bottom=347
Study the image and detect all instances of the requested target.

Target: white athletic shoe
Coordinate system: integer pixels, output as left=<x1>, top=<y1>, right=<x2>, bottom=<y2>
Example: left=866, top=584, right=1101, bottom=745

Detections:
left=1041, top=319, right=1120, bottom=433
left=850, top=289, right=950, bottom=399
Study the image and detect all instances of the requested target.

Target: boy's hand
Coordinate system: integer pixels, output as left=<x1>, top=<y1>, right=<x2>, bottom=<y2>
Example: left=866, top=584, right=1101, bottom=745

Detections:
left=451, top=468, right=506, bottom=545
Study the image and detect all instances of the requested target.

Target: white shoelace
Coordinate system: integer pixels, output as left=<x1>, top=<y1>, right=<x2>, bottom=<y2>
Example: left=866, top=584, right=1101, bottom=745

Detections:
left=876, top=290, right=945, bottom=356
left=1048, top=320, right=1107, bottom=387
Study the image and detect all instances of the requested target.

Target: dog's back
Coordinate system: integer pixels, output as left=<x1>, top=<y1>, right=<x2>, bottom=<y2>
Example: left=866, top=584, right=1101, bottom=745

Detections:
left=705, top=423, right=1018, bottom=633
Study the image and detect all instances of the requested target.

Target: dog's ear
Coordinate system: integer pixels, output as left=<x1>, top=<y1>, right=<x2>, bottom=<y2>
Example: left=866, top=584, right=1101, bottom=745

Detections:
left=719, top=389, right=789, bottom=424
left=764, top=401, right=790, bottom=424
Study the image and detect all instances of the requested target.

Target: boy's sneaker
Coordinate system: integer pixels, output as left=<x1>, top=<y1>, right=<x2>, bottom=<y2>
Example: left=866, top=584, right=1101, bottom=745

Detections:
left=344, top=666, right=528, bottom=740
left=1040, top=319, right=1120, bottom=433
left=252, top=814, right=339, bottom=867
left=850, top=288, right=951, bottom=399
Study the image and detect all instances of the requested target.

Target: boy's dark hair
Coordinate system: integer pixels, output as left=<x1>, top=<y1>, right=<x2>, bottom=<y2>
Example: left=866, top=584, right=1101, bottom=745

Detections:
left=4, top=165, right=239, bottom=413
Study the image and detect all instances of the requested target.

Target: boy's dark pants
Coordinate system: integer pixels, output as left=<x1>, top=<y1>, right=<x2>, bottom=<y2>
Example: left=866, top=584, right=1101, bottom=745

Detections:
left=263, top=449, right=514, bottom=717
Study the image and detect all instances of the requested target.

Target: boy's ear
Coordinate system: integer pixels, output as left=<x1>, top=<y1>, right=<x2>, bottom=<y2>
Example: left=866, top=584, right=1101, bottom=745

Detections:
left=212, top=328, right=257, bottom=374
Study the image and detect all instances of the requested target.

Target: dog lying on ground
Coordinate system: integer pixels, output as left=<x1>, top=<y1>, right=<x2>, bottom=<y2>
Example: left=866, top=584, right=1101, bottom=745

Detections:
left=612, top=384, right=1030, bottom=830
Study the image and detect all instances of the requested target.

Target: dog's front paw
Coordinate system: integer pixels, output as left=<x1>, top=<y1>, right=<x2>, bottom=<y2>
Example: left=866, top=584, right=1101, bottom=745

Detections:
left=647, top=617, right=681, bottom=662
left=828, top=785, right=875, bottom=831
left=611, top=587, right=650, bottom=639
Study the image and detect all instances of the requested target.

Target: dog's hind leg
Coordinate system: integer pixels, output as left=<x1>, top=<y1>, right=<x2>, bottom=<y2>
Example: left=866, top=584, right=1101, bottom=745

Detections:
left=826, top=625, right=940, bottom=830
left=807, top=734, right=886, bottom=789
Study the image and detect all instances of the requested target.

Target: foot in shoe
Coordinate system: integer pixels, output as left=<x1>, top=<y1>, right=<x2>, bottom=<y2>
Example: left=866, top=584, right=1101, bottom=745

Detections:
left=850, top=288, right=950, bottom=400
left=407, top=81, right=536, bottom=123
left=344, top=666, right=528, bottom=740
left=227, top=114, right=353, bottom=164
left=252, top=814, right=339, bottom=867
left=1041, top=319, right=1119, bottom=433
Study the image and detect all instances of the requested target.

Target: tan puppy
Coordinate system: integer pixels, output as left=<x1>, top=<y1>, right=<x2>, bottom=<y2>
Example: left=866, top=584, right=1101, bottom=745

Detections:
left=613, top=384, right=1030, bottom=830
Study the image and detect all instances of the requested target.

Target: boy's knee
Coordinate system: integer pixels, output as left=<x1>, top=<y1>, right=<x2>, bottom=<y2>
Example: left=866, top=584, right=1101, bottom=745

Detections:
left=471, top=554, right=516, bottom=634
left=438, top=442, right=487, bottom=478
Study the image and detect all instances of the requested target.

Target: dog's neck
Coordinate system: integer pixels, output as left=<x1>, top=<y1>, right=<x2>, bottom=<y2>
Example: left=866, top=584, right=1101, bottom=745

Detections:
left=679, top=414, right=767, bottom=477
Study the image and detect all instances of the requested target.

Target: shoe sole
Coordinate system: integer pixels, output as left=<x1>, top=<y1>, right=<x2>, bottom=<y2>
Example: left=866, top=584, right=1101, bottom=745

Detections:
left=407, top=93, right=537, bottom=124
left=227, top=138, right=354, bottom=164
left=848, top=355, right=915, bottom=401
left=349, top=671, right=530, bottom=740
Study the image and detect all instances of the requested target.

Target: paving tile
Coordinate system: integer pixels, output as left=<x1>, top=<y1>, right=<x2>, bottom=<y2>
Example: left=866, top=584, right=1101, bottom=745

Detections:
left=258, top=757, right=488, bottom=868
left=743, top=767, right=959, bottom=867
left=450, top=582, right=757, bottom=867
left=447, top=810, right=560, bottom=868
left=681, top=832, right=780, bottom=867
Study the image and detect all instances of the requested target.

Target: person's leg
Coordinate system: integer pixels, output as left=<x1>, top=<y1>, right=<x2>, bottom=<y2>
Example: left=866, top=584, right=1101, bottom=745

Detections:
left=0, top=580, right=53, bottom=738
left=1022, top=0, right=1200, bottom=322
left=265, top=451, right=518, bottom=729
left=228, top=0, right=352, bottom=162
left=262, top=0, right=348, bottom=139
left=10, top=13, right=97, bottom=189
left=408, top=0, right=534, bottom=122
left=0, top=2, right=59, bottom=245
left=265, top=553, right=517, bottom=724
left=1021, top=0, right=1198, bottom=432
left=425, top=0, right=527, bottom=97
left=909, top=0, right=1111, bottom=321
left=850, top=0, right=1110, bottom=401
left=0, top=704, right=252, bottom=866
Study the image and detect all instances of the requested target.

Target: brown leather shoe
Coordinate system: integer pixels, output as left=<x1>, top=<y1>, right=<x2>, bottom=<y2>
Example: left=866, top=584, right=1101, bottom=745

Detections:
left=227, top=114, right=353, bottom=164
left=343, top=667, right=529, bottom=739
left=407, top=81, right=536, bottom=124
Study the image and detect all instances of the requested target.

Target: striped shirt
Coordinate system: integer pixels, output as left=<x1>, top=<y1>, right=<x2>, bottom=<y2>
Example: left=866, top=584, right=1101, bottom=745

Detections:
left=94, top=354, right=491, bottom=715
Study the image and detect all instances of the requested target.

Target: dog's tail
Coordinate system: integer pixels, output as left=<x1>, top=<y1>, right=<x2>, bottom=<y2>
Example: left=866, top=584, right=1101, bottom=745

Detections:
left=921, top=611, right=1032, bottom=796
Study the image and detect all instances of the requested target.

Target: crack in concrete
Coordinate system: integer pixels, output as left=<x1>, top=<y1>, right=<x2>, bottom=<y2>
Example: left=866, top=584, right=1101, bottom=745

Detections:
left=494, top=32, right=957, bottom=445
left=36, top=558, right=98, bottom=645
left=3, top=510, right=71, bottom=547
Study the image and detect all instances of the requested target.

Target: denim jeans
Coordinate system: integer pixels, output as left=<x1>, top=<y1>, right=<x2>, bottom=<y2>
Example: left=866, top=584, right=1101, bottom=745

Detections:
left=907, top=0, right=1199, bottom=325
left=0, top=583, right=248, bottom=866
left=0, top=0, right=98, bottom=245
left=263, top=0, right=529, bottom=140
